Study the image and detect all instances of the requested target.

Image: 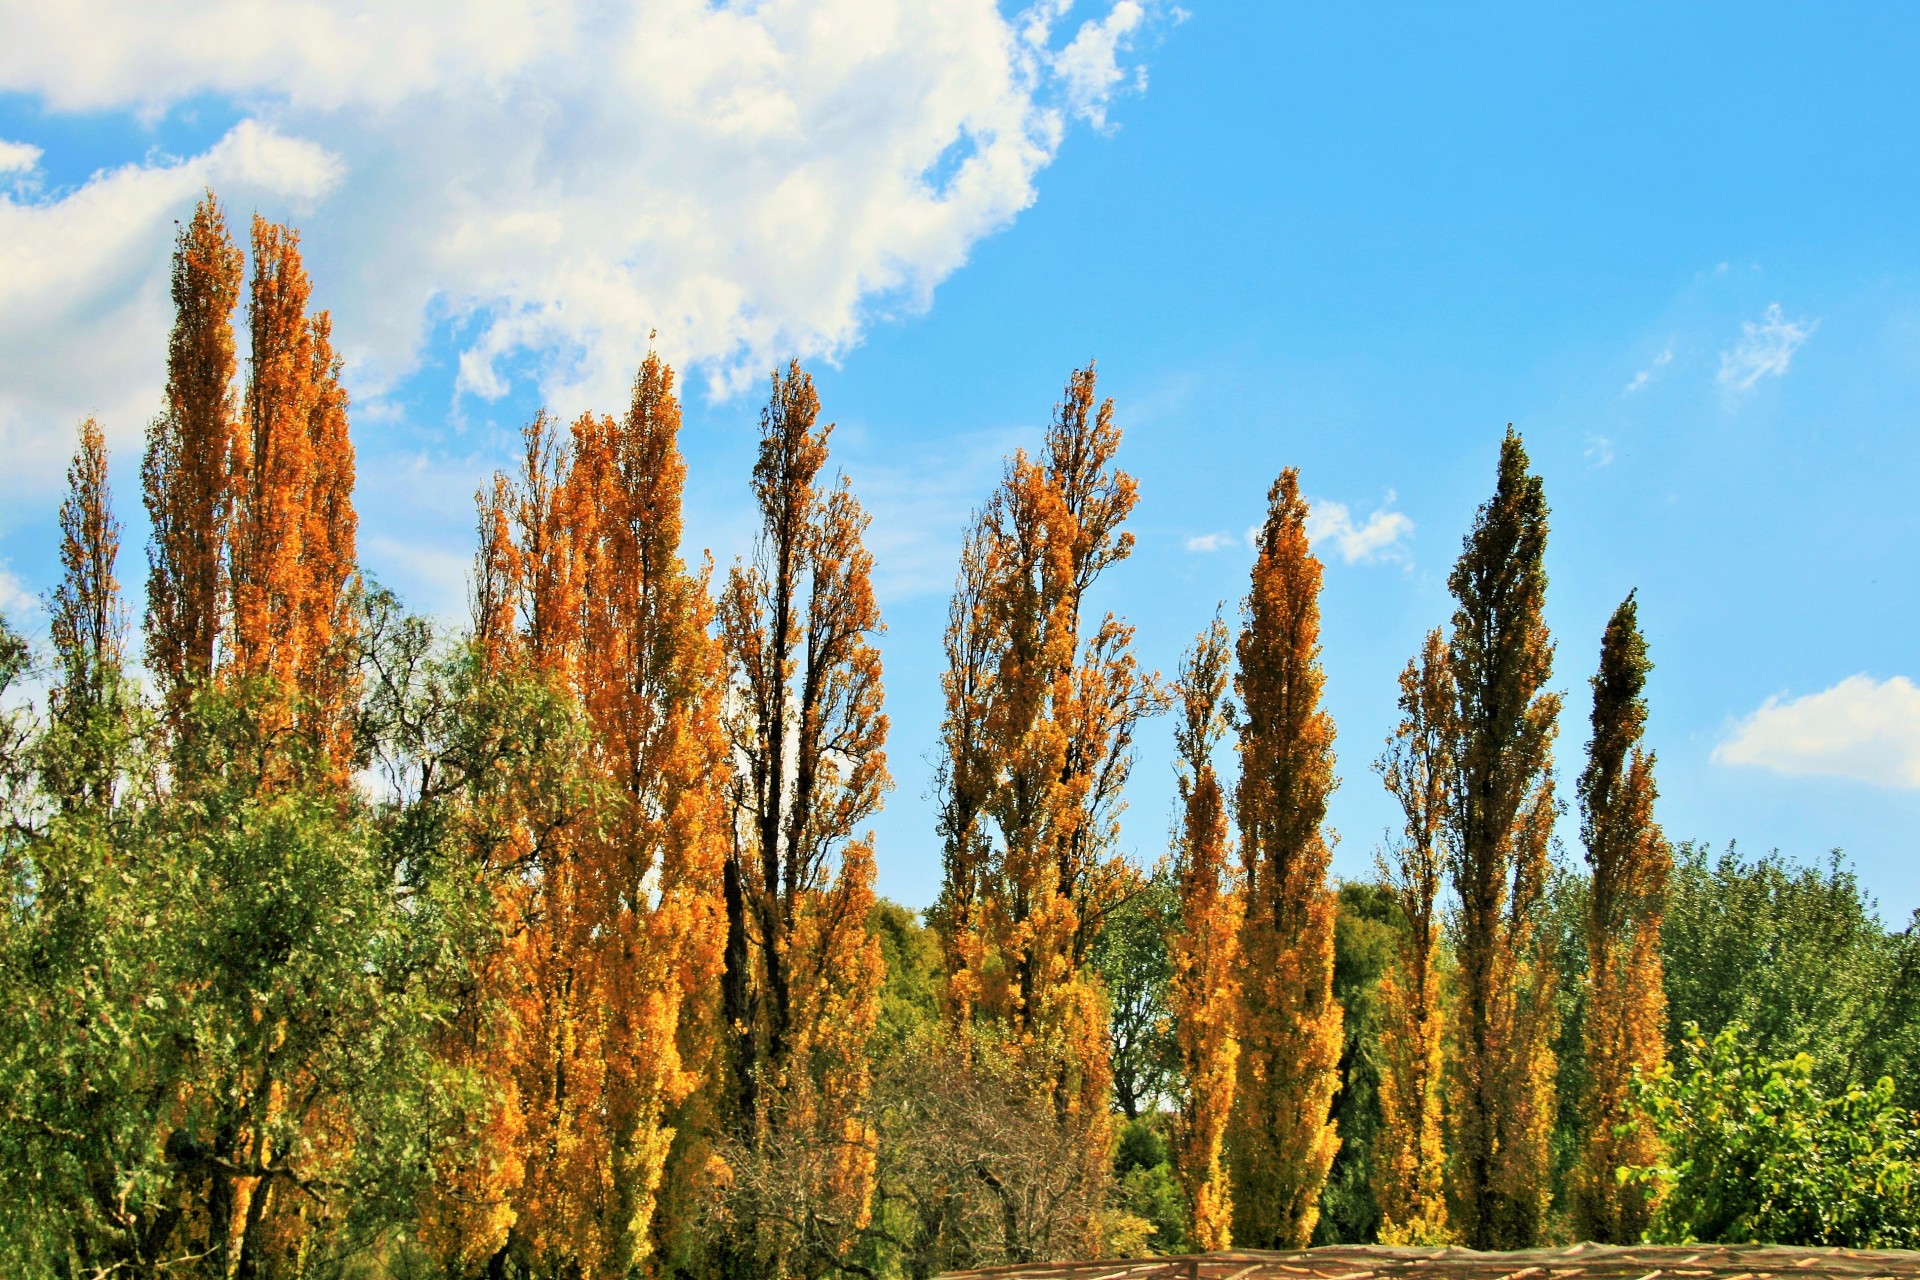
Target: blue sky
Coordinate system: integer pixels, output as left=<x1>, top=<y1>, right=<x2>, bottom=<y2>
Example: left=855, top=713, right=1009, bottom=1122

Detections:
left=2, top=2, right=1916, bottom=918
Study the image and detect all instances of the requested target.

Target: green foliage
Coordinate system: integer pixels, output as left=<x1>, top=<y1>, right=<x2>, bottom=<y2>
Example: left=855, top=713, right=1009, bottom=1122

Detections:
left=0, top=611, right=35, bottom=819
left=1542, top=863, right=1593, bottom=1219
left=0, top=601, right=506, bottom=1279
left=1113, top=1115, right=1186, bottom=1255
left=1314, top=880, right=1402, bottom=1244
left=870, top=898, right=943, bottom=1062
left=1091, top=866, right=1177, bottom=1120
left=1626, top=1022, right=1920, bottom=1247
left=1665, top=843, right=1907, bottom=1096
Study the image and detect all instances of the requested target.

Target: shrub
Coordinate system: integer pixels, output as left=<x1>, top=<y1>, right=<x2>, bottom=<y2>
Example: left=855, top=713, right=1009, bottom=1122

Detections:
left=1624, top=1022, right=1920, bottom=1247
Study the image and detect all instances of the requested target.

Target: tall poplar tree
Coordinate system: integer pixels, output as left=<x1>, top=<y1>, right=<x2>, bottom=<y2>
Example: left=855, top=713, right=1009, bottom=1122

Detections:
left=1168, top=616, right=1242, bottom=1250
left=1227, top=468, right=1343, bottom=1249
left=931, top=365, right=1158, bottom=1255
left=143, top=191, right=242, bottom=733
left=47, top=419, right=132, bottom=810
left=446, top=358, right=730, bottom=1279
left=1573, top=592, right=1670, bottom=1241
left=1444, top=427, right=1561, bottom=1249
left=1373, top=629, right=1455, bottom=1244
left=228, top=215, right=359, bottom=776
left=716, top=360, right=887, bottom=1279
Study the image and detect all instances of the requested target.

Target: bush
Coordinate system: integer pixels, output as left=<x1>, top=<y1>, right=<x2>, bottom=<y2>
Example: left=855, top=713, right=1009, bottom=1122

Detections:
left=1625, top=1022, right=1920, bottom=1247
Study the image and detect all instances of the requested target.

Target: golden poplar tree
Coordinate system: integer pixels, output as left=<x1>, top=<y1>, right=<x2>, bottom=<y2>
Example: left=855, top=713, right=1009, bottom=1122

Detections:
left=1373, top=629, right=1455, bottom=1244
left=931, top=365, right=1157, bottom=1255
left=143, top=191, right=242, bottom=732
left=227, top=215, right=359, bottom=776
left=716, top=361, right=887, bottom=1279
left=1227, top=468, right=1343, bottom=1249
left=439, top=357, right=730, bottom=1279
left=142, top=198, right=359, bottom=779
left=1168, top=616, right=1242, bottom=1251
left=1573, top=592, right=1669, bottom=1242
left=1444, top=427, right=1560, bottom=1249
left=48, top=418, right=131, bottom=810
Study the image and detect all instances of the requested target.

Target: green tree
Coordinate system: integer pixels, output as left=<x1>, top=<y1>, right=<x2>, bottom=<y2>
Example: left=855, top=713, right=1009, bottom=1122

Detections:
left=1092, top=866, right=1177, bottom=1122
left=1443, top=427, right=1561, bottom=1249
left=1664, top=843, right=1904, bottom=1095
left=1314, top=881, right=1403, bottom=1244
left=1626, top=1023, right=1920, bottom=1247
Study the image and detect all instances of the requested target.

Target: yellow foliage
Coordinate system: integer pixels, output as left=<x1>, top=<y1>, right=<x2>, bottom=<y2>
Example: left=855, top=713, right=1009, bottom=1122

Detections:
left=1168, top=617, right=1242, bottom=1251
left=1228, top=469, right=1344, bottom=1250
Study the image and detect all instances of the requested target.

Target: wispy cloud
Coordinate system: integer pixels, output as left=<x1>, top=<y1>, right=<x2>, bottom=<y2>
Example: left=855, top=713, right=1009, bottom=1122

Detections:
left=1714, top=675, right=1920, bottom=789
left=1585, top=434, right=1615, bottom=467
left=1717, top=303, right=1817, bottom=392
left=1624, top=344, right=1672, bottom=393
left=1302, top=494, right=1413, bottom=565
left=1051, top=0, right=1152, bottom=132
left=0, top=561, right=41, bottom=619
left=1185, top=531, right=1234, bottom=553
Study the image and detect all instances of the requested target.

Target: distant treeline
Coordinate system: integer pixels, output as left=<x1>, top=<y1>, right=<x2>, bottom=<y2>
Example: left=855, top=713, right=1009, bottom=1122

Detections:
left=2, top=192, right=1916, bottom=1280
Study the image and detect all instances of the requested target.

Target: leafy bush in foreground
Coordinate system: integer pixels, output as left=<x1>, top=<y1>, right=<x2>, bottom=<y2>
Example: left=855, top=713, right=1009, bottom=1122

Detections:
left=1625, top=1022, right=1920, bottom=1247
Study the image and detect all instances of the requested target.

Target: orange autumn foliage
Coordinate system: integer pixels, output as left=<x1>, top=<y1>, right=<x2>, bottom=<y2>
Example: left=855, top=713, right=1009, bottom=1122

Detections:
left=227, top=216, right=359, bottom=776
left=1444, top=428, right=1560, bottom=1250
left=1573, top=593, right=1670, bottom=1242
left=1168, top=616, right=1242, bottom=1251
left=932, top=365, right=1158, bottom=1256
left=1374, top=629, right=1456, bottom=1245
left=1228, top=468, right=1343, bottom=1250
left=439, top=356, right=730, bottom=1279
left=142, top=196, right=359, bottom=781
left=715, top=361, right=887, bottom=1278
left=144, top=191, right=242, bottom=733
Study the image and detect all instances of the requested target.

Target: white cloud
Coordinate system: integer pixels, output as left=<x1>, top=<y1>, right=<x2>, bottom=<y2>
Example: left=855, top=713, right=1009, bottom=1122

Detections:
left=1185, top=531, right=1234, bottom=553
left=1624, top=344, right=1672, bottom=393
left=1053, top=0, right=1148, bottom=131
left=1585, top=433, right=1615, bottom=467
left=1717, top=302, right=1816, bottom=392
left=0, top=0, right=1171, bottom=508
left=0, top=562, right=39, bottom=618
left=0, top=121, right=343, bottom=505
left=1714, top=675, right=1920, bottom=789
left=1304, top=495, right=1414, bottom=565
left=0, top=139, right=41, bottom=174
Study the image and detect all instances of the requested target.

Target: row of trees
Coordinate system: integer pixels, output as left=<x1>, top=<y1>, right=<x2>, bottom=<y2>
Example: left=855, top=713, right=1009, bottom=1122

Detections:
left=2, top=194, right=1916, bottom=1280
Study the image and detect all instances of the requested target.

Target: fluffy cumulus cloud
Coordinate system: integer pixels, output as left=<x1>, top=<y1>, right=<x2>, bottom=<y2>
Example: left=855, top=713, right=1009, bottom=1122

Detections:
left=1717, top=302, right=1817, bottom=392
left=0, top=0, right=1170, bottom=503
left=1714, top=674, right=1920, bottom=789
left=1302, top=495, right=1413, bottom=565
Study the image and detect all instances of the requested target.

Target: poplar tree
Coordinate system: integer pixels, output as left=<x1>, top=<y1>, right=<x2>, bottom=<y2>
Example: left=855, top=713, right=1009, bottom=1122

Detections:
left=445, top=358, right=730, bottom=1279
left=1373, top=629, right=1454, bottom=1244
left=1573, top=592, right=1670, bottom=1241
left=143, top=191, right=242, bottom=732
left=1444, top=427, right=1561, bottom=1249
left=47, top=419, right=132, bottom=810
left=1168, top=616, right=1242, bottom=1250
left=716, top=361, right=887, bottom=1279
left=1227, top=468, right=1343, bottom=1249
left=228, top=215, right=359, bottom=777
left=931, top=365, right=1158, bottom=1255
